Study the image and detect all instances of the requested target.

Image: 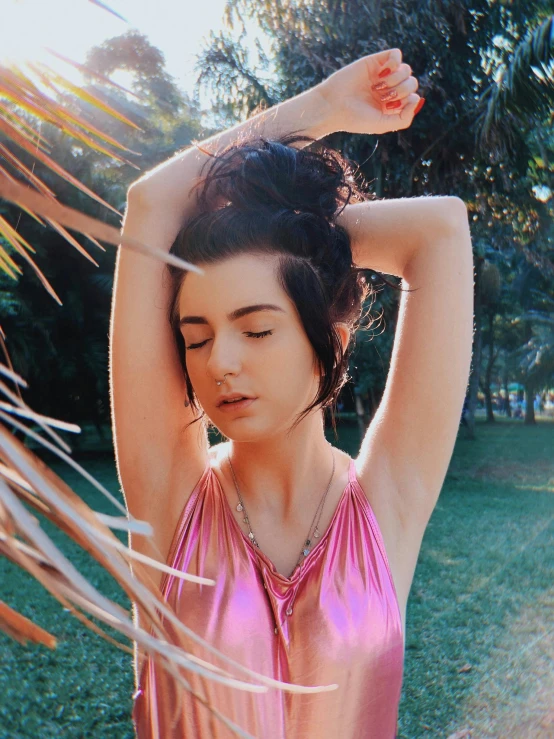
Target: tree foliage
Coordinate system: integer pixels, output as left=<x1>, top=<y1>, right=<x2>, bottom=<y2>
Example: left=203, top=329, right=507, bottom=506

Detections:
left=196, top=0, right=554, bottom=422
left=0, top=33, right=204, bottom=428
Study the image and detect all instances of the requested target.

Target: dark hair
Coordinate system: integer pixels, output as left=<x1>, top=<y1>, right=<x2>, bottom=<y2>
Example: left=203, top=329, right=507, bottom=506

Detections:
left=166, top=133, right=399, bottom=438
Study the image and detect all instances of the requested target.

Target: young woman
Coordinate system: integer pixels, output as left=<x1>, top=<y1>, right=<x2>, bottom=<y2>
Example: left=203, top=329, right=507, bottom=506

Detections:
left=110, top=48, right=474, bottom=738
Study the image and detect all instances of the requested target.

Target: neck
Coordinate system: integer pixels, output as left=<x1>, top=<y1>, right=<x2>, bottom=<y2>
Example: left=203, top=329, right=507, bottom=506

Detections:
left=224, top=411, right=335, bottom=523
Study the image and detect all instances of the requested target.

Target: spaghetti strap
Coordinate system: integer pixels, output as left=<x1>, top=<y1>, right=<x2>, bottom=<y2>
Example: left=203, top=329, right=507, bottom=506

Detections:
left=348, top=456, right=357, bottom=484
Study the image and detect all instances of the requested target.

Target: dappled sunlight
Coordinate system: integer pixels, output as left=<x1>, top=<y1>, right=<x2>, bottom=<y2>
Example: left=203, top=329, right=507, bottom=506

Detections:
left=449, top=598, right=554, bottom=738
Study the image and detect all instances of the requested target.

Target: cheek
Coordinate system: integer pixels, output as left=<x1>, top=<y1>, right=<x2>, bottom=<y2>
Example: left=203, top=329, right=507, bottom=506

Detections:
left=268, top=334, right=318, bottom=391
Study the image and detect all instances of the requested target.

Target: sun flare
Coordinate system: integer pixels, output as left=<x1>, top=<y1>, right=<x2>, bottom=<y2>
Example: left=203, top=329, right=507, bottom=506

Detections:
left=1, top=1, right=52, bottom=65
left=1, top=0, right=124, bottom=68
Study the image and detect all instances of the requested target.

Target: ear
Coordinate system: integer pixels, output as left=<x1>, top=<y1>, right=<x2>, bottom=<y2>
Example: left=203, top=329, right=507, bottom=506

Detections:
left=335, top=322, right=351, bottom=358
left=312, top=322, right=352, bottom=379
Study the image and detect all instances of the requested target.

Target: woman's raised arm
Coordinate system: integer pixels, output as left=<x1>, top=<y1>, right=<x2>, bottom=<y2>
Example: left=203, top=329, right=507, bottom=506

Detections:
left=129, top=46, right=421, bottom=217
left=128, top=88, right=331, bottom=215
left=348, top=195, right=474, bottom=611
left=110, top=69, right=334, bottom=596
left=110, top=48, right=421, bottom=599
left=338, top=195, right=467, bottom=278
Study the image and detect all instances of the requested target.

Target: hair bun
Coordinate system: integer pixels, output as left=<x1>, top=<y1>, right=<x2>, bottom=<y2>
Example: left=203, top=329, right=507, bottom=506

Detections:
left=198, top=134, right=357, bottom=222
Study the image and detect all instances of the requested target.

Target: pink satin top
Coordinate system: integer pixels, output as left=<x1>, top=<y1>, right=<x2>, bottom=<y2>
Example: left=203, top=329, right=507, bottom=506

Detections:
left=132, top=455, right=405, bottom=738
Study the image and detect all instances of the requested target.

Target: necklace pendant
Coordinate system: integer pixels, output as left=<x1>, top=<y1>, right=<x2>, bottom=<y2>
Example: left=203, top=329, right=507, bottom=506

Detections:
left=313, top=527, right=321, bottom=539
left=303, top=547, right=310, bottom=557
left=248, top=532, right=255, bottom=540
left=236, top=503, right=243, bottom=512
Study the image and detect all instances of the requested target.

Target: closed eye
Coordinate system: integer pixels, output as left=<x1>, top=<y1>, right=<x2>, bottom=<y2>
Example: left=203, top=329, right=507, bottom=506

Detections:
left=185, top=330, right=274, bottom=350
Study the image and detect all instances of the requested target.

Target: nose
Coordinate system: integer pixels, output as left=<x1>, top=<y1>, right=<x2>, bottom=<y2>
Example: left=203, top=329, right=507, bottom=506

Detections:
left=206, top=332, right=241, bottom=384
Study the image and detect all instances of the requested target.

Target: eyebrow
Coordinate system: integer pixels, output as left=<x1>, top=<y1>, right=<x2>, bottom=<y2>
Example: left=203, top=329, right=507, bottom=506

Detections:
left=179, top=303, right=286, bottom=326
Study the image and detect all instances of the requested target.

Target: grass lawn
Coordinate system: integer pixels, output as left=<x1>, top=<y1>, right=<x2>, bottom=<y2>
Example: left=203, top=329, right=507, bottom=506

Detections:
left=1, top=418, right=552, bottom=738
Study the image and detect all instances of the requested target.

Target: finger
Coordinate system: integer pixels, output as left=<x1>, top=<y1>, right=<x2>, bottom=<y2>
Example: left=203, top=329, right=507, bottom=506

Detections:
left=382, top=92, right=420, bottom=118
left=375, top=76, right=419, bottom=104
left=399, top=93, right=422, bottom=121
left=373, top=48, right=403, bottom=77
left=373, top=62, right=413, bottom=89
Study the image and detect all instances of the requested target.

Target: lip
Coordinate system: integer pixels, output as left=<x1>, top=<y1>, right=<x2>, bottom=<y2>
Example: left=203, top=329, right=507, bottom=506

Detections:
left=217, top=392, right=255, bottom=407
left=217, top=397, right=257, bottom=413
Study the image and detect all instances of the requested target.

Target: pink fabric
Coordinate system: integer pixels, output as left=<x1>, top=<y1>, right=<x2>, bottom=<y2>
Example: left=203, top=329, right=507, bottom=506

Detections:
left=132, top=456, right=404, bottom=738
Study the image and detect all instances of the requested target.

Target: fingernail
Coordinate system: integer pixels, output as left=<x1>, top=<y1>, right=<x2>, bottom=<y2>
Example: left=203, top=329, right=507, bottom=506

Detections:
left=414, top=98, right=426, bottom=116
left=372, top=81, right=389, bottom=91
left=378, top=67, right=392, bottom=78
left=385, top=99, right=402, bottom=109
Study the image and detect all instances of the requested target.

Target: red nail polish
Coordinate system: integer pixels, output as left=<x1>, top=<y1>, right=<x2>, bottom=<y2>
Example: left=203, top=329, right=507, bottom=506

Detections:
left=414, top=98, right=426, bottom=116
left=378, top=67, right=392, bottom=78
left=385, top=99, right=402, bottom=109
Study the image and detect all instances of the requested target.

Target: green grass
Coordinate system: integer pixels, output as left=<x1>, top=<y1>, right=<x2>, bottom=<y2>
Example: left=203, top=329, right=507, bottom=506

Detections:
left=1, top=419, right=553, bottom=738
left=398, top=418, right=554, bottom=738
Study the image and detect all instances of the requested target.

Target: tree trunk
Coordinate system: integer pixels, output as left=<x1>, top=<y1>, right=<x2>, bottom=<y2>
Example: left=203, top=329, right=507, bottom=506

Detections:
left=368, top=384, right=377, bottom=419
left=524, top=382, right=536, bottom=425
left=483, top=383, right=494, bottom=422
left=502, top=360, right=512, bottom=418
left=354, top=385, right=367, bottom=444
left=484, top=310, right=496, bottom=422
left=466, top=257, right=484, bottom=440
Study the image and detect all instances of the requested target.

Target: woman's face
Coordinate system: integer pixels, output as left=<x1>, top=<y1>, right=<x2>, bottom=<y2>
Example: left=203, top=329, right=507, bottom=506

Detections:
left=178, top=252, right=322, bottom=440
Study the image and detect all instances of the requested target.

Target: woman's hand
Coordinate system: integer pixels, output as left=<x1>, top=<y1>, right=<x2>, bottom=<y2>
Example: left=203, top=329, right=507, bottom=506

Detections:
left=315, top=48, right=423, bottom=136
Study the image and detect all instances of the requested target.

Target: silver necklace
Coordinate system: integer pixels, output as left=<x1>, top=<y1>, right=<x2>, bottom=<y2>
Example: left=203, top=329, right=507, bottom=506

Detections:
left=227, top=447, right=336, bottom=572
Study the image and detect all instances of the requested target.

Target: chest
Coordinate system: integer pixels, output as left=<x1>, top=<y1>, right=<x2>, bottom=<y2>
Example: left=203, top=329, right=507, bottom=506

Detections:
left=233, top=502, right=344, bottom=580
left=165, top=538, right=403, bottom=666
left=215, top=456, right=353, bottom=581
left=223, top=483, right=410, bottom=642
left=136, top=520, right=406, bottom=739
left=166, top=483, right=404, bottom=645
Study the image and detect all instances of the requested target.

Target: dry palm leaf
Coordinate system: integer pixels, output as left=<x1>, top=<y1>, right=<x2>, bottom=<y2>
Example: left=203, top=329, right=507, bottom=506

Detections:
left=0, top=52, right=137, bottom=291
left=0, top=41, right=337, bottom=737
left=88, top=0, right=128, bottom=22
left=0, top=369, right=338, bottom=739
left=0, top=599, right=57, bottom=649
left=0, top=175, right=202, bottom=273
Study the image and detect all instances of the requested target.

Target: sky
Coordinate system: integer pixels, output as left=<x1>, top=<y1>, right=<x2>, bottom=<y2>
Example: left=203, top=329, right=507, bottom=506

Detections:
left=1, top=0, right=265, bottom=99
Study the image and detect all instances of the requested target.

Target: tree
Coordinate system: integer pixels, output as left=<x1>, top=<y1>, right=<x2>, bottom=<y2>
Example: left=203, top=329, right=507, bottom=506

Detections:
left=479, top=260, right=502, bottom=423
left=196, top=0, right=554, bottom=438
left=0, top=32, right=205, bottom=428
left=0, top=28, right=247, bottom=716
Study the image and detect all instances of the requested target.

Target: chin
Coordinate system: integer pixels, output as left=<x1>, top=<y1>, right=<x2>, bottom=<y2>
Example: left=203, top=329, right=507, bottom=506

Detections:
left=211, top=414, right=281, bottom=443
left=228, top=415, right=303, bottom=443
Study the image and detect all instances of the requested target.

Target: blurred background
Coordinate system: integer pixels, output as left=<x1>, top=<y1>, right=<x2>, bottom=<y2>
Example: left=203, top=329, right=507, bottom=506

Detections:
left=0, top=0, right=552, bottom=737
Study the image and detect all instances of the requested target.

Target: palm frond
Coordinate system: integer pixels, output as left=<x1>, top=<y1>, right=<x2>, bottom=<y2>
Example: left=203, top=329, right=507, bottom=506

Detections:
left=88, top=0, right=128, bottom=22
left=0, top=370, right=338, bottom=737
left=0, top=176, right=203, bottom=274
left=0, top=599, right=57, bottom=648
left=0, top=24, right=342, bottom=736
left=477, top=15, right=554, bottom=153
left=0, top=53, right=142, bottom=284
